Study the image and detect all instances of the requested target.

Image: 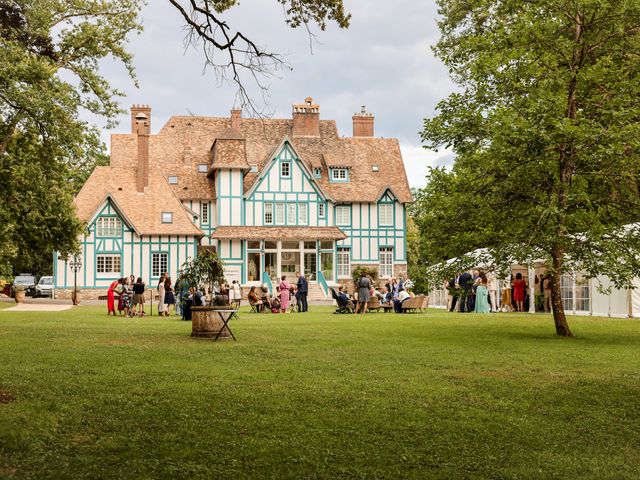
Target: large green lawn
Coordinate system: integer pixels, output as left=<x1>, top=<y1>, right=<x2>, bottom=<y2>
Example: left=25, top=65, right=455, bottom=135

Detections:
left=0, top=306, right=639, bottom=479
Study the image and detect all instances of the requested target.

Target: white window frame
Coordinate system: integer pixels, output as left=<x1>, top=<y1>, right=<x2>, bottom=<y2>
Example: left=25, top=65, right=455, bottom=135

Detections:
left=168, top=175, right=178, bottom=185
left=379, top=247, right=394, bottom=278
left=275, top=203, right=285, bottom=224
left=281, top=161, right=291, bottom=178
left=379, top=203, right=393, bottom=226
left=96, top=254, right=121, bottom=274
left=152, top=252, right=168, bottom=278
left=264, top=203, right=273, bottom=225
left=337, top=247, right=351, bottom=278
left=331, top=168, right=348, bottom=181
left=201, top=202, right=209, bottom=224
left=197, top=163, right=208, bottom=173
left=96, top=217, right=122, bottom=237
left=314, top=168, right=322, bottom=178
left=318, top=203, right=325, bottom=218
left=335, top=206, right=351, bottom=226
left=287, top=204, right=296, bottom=224
left=298, top=203, right=308, bottom=225
left=161, top=212, right=173, bottom=224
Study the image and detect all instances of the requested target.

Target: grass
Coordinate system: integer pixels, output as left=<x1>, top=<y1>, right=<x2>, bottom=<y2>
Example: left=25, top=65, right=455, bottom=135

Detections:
left=0, top=306, right=639, bottom=479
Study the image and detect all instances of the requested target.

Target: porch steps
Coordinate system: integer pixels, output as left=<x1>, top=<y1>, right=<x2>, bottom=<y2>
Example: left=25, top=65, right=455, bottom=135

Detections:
left=306, top=282, right=335, bottom=307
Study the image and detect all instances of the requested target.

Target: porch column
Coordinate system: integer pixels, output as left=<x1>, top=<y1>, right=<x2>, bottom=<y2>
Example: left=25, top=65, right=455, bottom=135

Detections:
left=528, top=266, right=536, bottom=313
left=276, top=241, right=282, bottom=279
left=299, top=240, right=304, bottom=278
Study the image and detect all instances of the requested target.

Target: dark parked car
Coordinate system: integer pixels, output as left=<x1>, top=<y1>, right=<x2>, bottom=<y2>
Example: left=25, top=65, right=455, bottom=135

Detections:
left=12, top=274, right=36, bottom=297
left=35, top=276, right=54, bottom=298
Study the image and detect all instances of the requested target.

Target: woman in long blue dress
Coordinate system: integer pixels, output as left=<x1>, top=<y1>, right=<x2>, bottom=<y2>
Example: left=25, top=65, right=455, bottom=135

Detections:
left=475, top=272, right=491, bottom=313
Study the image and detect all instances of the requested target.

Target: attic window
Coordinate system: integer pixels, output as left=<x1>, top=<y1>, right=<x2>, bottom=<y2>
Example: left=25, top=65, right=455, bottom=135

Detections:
left=330, top=168, right=349, bottom=182
left=372, top=165, right=380, bottom=172
left=168, top=176, right=178, bottom=185
left=250, top=165, right=258, bottom=173
left=161, top=212, right=173, bottom=224
left=197, top=163, right=208, bottom=173
left=313, top=167, right=322, bottom=178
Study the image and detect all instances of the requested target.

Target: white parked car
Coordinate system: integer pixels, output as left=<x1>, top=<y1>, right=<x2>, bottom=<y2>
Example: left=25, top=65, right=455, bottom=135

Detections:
left=35, top=276, right=54, bottom=298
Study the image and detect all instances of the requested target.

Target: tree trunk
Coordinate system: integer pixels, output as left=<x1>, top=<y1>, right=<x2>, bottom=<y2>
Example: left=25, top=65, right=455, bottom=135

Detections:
left=550, top=244, right=573, bottom=337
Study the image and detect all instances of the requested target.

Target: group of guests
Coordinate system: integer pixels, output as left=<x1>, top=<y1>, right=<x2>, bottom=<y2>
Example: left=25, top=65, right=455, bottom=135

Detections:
left=446, top=270, right=554, bottom=314
left=446, top=270, right=497, bottom=314
left=106, top=272, right=244, bottom=318
left=107, top=275, right=147, bottom=317
left=247, top=272, right=309, bottom=313
left=336, top=273, right=416, bottom=314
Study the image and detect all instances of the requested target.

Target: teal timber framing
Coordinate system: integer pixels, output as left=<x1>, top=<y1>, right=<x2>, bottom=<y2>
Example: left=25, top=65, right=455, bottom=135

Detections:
left=54, top=198, right=199, bottom=290
left=245, top=142, right=328, bottom=227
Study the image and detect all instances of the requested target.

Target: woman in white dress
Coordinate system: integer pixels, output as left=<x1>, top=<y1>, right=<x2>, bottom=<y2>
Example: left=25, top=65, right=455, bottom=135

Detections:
left=157, top=273, right=166, bottom=316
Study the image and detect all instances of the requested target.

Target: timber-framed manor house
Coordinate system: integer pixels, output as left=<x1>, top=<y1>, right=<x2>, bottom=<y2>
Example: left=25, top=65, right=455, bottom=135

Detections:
left=54, top=97, right=413, bottom=298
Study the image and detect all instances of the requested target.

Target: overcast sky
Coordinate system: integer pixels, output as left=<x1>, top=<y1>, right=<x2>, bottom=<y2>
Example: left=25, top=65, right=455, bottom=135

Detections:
left=98, top=0, right=456, bottom=189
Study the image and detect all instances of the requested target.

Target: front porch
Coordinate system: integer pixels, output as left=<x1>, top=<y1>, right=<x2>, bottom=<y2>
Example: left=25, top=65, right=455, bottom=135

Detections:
left=212, top=226, right=347, bottom=292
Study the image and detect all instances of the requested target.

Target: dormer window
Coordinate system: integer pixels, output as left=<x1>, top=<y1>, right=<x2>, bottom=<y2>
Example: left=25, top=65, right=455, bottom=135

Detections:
left=372, top=165, right=379, bottom=172
left=161, top=212, right=173, bottom=224
left=330, top=168, right=349, bottom=182
left=168, top=176, right=178, bottom=185
left=314, top=167, right=322, bottom=178
left=197, top=163, right=208, bottom=173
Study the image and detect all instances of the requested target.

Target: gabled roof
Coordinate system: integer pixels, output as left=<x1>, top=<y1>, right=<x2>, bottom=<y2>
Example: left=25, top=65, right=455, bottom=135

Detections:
left=109, top=112, right=413, bottom=204
left=75, top=166, right=203, bottom=236
left=244, top=137, right=329, bottom=201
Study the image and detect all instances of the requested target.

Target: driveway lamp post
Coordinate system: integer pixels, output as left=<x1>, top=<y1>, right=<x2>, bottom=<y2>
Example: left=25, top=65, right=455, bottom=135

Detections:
left=69, top=254, right=82, bottom=306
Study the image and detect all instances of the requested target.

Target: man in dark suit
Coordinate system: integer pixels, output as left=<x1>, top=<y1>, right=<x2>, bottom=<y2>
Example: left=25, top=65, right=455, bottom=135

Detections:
left=458, top=270, right=473, bottom=312
left=296, top=272, right=308, bottom=312
left=448, top=274, right=460, bottom=312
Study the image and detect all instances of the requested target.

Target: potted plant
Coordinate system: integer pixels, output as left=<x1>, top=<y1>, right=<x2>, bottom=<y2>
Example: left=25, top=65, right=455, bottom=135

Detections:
left=14, top=284, right=26, bottom=303
left=180, top=250, right=231, bottom=338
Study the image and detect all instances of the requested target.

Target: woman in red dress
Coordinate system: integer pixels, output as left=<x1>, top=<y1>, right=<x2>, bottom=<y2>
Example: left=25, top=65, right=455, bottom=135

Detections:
left=511, top=272, right=527, bottom=312
left=107, top=279, right=120, bottom=315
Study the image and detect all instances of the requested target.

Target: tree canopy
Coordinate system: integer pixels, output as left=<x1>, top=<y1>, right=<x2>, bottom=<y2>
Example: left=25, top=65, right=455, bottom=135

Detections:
left=419, top=0, right=640, bottom=336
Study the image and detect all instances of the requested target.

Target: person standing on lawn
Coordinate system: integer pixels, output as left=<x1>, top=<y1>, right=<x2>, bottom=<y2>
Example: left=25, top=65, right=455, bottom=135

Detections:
left=474, top=272, right=490, bottom=313
left=279, top=275, right=290, bottom=313
left=107, top=278, right=120, bottom=316
left=132, top=277, right=146, bottom=317
left=355, top=273, right=371, bottom=314
left=296, top=272, right=308, bottom=312
left=157, top=273, right=166, bottom=316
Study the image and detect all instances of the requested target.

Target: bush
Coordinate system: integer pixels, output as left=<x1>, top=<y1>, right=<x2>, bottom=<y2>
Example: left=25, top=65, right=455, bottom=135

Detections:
left=352, top=266, right=379, bottom=286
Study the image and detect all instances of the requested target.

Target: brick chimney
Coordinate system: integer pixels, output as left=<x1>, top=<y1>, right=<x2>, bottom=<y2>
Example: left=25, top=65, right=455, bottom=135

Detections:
left=293, top=97, right=320, bottom=137
left=131, top=105, right=151, bottom=192
left=230, top=108, right=242, bottom=129
left=353, top=106, right=374, bottom=137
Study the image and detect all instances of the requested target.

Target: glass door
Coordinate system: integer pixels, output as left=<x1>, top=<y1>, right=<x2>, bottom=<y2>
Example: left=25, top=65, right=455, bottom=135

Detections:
left=321, top=252, right=333, bottom=282
left=304, top=253, right=317, bottom=281
left=265, top=252, right=278, bottom=283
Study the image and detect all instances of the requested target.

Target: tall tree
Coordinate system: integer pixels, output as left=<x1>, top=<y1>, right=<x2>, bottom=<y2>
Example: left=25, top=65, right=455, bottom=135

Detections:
left=422, top=0, right=640, bottom=336
left=0, top=0, right=142, bottom=275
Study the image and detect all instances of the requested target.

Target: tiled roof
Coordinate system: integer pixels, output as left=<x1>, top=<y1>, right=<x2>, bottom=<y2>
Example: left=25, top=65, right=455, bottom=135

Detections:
left=74, top=166, right=204, bottom=236
left=109, top=113, right=412, bottom=204
left=211, top=138, right=249, bottom=170
left=211, top=226, right=347, bottom=240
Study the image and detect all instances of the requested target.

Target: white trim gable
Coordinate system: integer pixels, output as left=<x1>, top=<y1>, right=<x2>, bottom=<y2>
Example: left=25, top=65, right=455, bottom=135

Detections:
left=87, top=196, right=139, bottom=235
left=244, top=137, right=331, bottom=201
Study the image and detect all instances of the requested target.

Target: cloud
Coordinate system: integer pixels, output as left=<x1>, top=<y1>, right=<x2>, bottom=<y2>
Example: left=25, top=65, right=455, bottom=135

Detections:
left=400, top=145, right=455, bottom=189
left=92, top=0, right=457, bottom=189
